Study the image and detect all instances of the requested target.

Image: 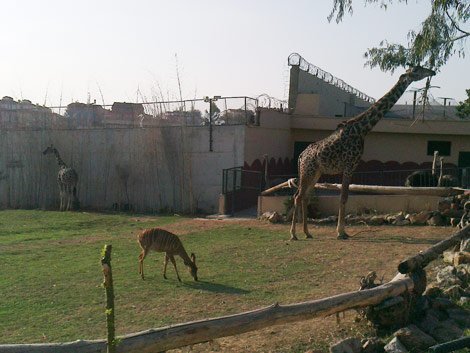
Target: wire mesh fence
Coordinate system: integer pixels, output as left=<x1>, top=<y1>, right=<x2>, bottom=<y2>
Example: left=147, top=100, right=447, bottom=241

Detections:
left=0, top=96, right=260, bottom=130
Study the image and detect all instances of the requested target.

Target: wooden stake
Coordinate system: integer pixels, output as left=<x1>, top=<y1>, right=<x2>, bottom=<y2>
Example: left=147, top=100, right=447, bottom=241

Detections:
left=101, top=245, right=116, bottom=353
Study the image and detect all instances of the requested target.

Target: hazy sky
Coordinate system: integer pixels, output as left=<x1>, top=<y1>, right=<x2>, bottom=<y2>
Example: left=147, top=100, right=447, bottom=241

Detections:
left=1, top=0, right=468, bottom=107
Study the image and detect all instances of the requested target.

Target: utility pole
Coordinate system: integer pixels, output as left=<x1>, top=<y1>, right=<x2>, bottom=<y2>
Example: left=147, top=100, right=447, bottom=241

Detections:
left=408, top=85, right=440, bottom=121
left=204, top=95, right=221, bottom=152
left=438, top=97, right=454, bottom=119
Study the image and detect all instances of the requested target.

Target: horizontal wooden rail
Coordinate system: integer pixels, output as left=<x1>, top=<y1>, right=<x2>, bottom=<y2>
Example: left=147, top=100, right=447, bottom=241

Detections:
left=261, top=181, right=466, bottom=197
left=0, top=274, right=417, bottom=353
left=398, top=224, right=470, bottom=274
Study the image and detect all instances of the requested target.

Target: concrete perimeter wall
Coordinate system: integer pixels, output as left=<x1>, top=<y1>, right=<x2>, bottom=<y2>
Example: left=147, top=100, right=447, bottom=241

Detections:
left=0, top=125, right=244, bottom=213
left=258, top=194, right=441, bottom=217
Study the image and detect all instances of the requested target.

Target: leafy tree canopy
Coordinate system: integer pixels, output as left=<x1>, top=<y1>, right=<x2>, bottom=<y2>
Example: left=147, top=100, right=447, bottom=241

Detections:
left=456, top=88, right=470, bottom=118
left=329, top=0, right=469, bottom=73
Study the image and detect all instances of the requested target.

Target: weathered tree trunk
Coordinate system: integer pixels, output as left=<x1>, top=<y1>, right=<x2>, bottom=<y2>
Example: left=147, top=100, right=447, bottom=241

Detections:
left=261, top=181, right=465, bottom=197
left=398, top=224, right=470, bottom=274
left=429, top=336, right=470, bottom=353
left=0, top=275, right=416, bottom=353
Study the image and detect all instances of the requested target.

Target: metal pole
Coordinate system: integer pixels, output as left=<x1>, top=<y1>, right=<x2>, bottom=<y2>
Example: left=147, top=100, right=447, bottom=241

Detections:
left=412, top=91, right=417, bottom=120
left=244, top=97, right=247, bottom=124
left=232, top=169, right=237, bottom=216
left=209, top=99, right=213, bottom=152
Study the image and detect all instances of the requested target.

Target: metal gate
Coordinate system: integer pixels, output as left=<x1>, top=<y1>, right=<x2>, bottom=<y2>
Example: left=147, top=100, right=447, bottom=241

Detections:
left=222, top=167, right=263, bottom=215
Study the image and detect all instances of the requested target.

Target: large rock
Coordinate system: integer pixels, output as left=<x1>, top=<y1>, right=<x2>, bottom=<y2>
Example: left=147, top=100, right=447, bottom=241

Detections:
left=443, top=284, right=464, bottom=299
left=441, top=208, right=464, bottom=219
left=259, top=211, right=283, bottom=223
left=329, top=337, right=362, bottom=353
left=423, top=285, right=444, bottom=298
left=436, top=266, right=462, bottom=287
left=268, top=211, right=283, bottom=223
left=446, top=307, right=470, bottom=327
left=369, top=215, right=386, bottom=225
left=453, top=251, right=470, bottom=266
left=384, top=337, right=408, bottom=353
left=455, top=263, right=470, bottom=284
left=438, top=199, right=452, bottom=213
left=408, top=211, right=432, bottom=225
left=416, top=309, right=441, bottom=334
left=461, top=237, right=470, bottom=252
left=361, top=338, right=385, bottom=353
left=427, top=213, right=446, bottom=226
left=429, top=319, right=463, bottom=343
left=394, top=324, right=437, bottom=352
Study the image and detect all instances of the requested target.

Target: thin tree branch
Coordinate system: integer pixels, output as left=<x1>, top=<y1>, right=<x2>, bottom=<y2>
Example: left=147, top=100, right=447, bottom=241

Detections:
left=445, top=9, right=470, bottom=36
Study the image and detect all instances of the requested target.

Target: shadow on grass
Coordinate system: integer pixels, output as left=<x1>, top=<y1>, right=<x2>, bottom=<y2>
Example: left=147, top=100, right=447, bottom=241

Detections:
left=183, top=280, right=250, bottom=294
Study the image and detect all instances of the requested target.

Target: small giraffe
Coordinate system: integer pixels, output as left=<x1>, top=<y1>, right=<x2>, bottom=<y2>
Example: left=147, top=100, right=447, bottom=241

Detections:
left=290, top=66, right=435, bottom=240
left=43, top=144, right=79, bottom=211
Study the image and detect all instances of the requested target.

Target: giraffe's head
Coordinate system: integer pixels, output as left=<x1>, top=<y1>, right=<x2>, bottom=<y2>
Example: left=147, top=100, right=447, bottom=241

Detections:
left=42, top=145, right=55, bottom=155
left=405, top=66, right=436, bottom=82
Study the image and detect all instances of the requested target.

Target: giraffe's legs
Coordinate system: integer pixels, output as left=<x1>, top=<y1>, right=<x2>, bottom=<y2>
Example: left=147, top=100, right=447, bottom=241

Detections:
left=163, top=254, right=169, bottom=279
left=65, top=185, right=72, bottom=211
left=290, top=189, right=300, bottom=240
left=290, top=172, right=320, bottom=240
left=336, top=173, right=352, bottom=239
left=168, top=254, right=181, bottom=282
left=302, top=185, right=314, bottom=239
left=138, top=248, right=148, bottom=280
left=58, top=182, right=65, bottom=211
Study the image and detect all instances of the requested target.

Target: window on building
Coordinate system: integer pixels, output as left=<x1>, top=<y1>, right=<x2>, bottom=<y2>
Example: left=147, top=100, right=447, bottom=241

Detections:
left=427, top=141, right=451, bottom=156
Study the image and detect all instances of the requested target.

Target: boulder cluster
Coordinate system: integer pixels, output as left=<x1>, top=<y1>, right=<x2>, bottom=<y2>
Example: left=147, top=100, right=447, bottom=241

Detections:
left=261, top=193, right=470, bottom=228
left=325, top=238, right=470, bottom=353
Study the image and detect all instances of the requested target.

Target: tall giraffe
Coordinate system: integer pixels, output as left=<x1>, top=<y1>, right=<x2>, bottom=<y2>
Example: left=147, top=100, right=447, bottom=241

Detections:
left=290, top=66, right=435, bottom=240
left=43, top=145, right=79, bottom=211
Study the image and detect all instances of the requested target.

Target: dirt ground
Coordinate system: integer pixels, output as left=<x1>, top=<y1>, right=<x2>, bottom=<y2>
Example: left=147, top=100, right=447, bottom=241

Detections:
left=160, top=218, right=455, bottom=353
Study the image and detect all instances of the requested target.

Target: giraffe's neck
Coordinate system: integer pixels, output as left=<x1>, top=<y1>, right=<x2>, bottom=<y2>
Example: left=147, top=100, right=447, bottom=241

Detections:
left=53, top=149, right=67, bottom=168
left=352, top=74, right=412, bottom=134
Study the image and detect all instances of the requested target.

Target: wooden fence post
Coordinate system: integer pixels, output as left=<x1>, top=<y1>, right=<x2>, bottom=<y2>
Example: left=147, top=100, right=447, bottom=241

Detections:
left=101, top=245, right=116, bottom=353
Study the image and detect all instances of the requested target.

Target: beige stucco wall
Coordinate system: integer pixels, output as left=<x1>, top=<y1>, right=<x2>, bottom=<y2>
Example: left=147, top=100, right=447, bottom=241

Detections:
left=258, top=194, right=442, bottom=217
left=294, top=70, right=371, bottom=117
left=0, top=125, right=245, bottom=213
left=291, top=116, right=470, bottom=165
left=244, top=109, right=292, bottom=165
left=248, top=110, right=470, bottom=167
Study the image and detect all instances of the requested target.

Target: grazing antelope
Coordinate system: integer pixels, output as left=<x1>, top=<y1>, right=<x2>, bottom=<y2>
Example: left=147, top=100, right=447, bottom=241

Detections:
left=138, top=228, right=198, bottom=281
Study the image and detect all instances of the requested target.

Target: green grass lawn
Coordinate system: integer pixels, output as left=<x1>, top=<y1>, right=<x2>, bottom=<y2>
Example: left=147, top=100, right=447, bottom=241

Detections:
left=0, top=210, right=456, bottom=352
left=0, top=210, right=330, bottom=346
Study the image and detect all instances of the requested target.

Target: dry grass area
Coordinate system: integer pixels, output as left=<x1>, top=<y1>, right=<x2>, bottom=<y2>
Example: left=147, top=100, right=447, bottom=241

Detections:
left=163, top=219, right=453, bottom=353
left=0, top=210, right=455, bottom=352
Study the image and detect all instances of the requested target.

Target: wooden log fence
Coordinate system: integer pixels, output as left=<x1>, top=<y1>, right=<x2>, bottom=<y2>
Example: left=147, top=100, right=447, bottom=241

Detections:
left=398, top=224, right=470, bottom=274
left=0, top=226, right=468, bottom=353
left=260, top=180, right=466, bottom=197
left=0, top=274, right=418, bottom=353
